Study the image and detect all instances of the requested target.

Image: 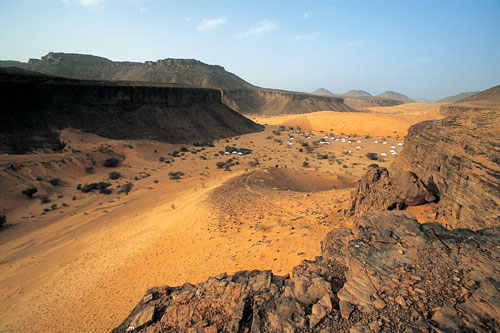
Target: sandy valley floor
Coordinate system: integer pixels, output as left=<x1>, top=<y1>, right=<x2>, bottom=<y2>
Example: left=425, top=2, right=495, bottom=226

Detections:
left=0, top=104, right=444, bottom=331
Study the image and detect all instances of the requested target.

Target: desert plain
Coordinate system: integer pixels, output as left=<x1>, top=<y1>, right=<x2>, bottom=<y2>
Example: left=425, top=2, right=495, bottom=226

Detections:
left=0, top=103, right=445, bottom=331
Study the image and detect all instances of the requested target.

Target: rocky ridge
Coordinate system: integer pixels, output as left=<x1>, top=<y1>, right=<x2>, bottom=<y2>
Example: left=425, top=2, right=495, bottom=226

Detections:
left=0, top=52, right=354, bottom=115
left=0, top=68, right=263, bottom=154
left=114, top=211, right=500, bottom=332
left=347, top=89, right=500, bottom=230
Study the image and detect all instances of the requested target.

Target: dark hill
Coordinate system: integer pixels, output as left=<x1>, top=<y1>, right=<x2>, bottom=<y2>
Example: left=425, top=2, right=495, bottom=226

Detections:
left=0, top=68, right=263, bottom=154
left=0, top=53, right=354, bottom=115
left=341, top=89, right=372, bottom=97
left=311, top=88, right=335, bottom=96
left=375, top=91, right=414, bottom=103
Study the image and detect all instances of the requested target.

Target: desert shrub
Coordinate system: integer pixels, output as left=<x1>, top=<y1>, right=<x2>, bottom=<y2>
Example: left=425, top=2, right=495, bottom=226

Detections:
left=301, top=142, right=309, bottom=147
left=275, top=138, right=282, bottom=143
left=49, top=178, right=61, bottom=186
left=35, top=176, right=43, bottom=181
left=368, top=164, right=379, bottom=168
left=51, top=204, right=58, bottom=210
left=365, top=152, right=378, bottom=160
left=303, top=161, right=310, bottom=167
left=279, top=126, right=286, bottom=131
left=216, top=161, right=226, bottom=169
left=169, top=171, right=184, bottom=180
left=248, top=158, right=260, bottom=167
left=40, top=194, right=51, bottom=204
left=172, top=150, right=180, bottom=157
left=119, top=182, right=134, bottom=195
left=342, top=165, right=348, bottom=168
left=109, top=171, right=121, bottom=180
left=317, top=153, right=329, bottom=160
left=97, top=182, right=112, bottom=194
left=193, top=141, right=214, bottom=147
left=22, top=187, right=38, bottom=198
left=153, top=179, right=159, bottom=184
left=180, top=146, right=189, bottom=152
left=85, top=166, right=94, bottom=174
left=159, top=156, right=165, bottom=162
left=272, top=130, right=281, bottom=136
left=103, top=158, right=120, bottom=167
left=0, top=214, right=6, bottom=227
left=306, top=146, right=314, bottom=153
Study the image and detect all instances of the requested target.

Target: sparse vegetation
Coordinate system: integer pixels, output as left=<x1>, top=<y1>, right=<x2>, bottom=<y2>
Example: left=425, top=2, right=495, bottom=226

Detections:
left=79, top=182, right=113, bottom=194
left=368, top=164, right=380, bottom=168
left=40, top=194, right=51, bottom=204
left=103, top=157, right=120, bottom=167
left=366, top=152, right=378, bottom=160
left=169, top=171, right=184, bottom=180
left=49, top=178, right=61, bottom=186
left=109, top=171, right=121, bottom=180
left=303, top=161, right=310, bottom=167
left=0, top=214, right=6, bottom=227
left=22, top=187, right=38, bottom=198
left=85, top=166, right=94, bottom=174
left=118, top=182, right=134, bottom=195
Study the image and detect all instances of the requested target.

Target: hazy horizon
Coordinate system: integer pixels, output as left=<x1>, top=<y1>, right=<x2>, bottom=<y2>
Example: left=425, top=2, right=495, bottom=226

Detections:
left=1, top=0, right=499, bottom=100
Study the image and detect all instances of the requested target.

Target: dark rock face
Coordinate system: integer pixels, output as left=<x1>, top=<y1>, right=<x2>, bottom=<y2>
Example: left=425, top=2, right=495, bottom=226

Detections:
left=346, top=167, right=437, bottom=217
left=113, top=211, right=500, bottom=332
left=0, top=68, right=263, bottom=154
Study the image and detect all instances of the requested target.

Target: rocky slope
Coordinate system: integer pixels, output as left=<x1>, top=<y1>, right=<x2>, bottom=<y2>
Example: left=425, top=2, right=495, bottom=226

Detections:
left=0, top=52, right=353, bottom=115
left=437, top=91, right=478, bottom=103
left=114, top=211, right=500, bottom=332
left=0, top=68, right=263, bottom=154
left=347, top=86, right=500, bottom=230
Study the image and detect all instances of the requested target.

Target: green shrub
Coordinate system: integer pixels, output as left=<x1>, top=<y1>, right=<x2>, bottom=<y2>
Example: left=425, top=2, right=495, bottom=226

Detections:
left=22, top=187, right=38, bottom=198
left=303, top=161, right=310, bottom=167
left=368, top=164, right=379, bottom=168
left=103, top=158, right=120, bottom=167
left=169, top=171, right=184, bottom=180
left=109, top=171, right=121, bottom=180
left=49, top=178, right=61, bottom=186
left=365, top=153, right=378, bottom=160
left=0, top=214, right=6, bottom=227
left=40, top=194, right=51, bottom=204
left=119, top=182, right=134, bottom=195
left=85, top=166, right=94, bottom=174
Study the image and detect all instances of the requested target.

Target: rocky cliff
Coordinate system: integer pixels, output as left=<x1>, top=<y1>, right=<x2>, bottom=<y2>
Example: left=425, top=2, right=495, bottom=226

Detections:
left=0, top=52, right=355, bottom=115
left=223, top=89, right=353, bottom=115
left=0, top=68, right=263, bottom=154
left=347, top=86, right=500, bottom=230
left=114, top=211, right=500, bottom=332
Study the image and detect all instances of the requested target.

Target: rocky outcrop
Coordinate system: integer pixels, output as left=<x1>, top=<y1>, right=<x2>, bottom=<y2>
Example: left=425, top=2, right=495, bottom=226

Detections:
left=342, top=96, right=403, bottom=109
left=346, top=167, right=437, bottom=217
left=0, top=52, right=355, bottom=115
left=114, top=211, right=500, bottom=332
left=0, top=68, right=263, bottom=154
left=346, top=92, right=500, bottom=229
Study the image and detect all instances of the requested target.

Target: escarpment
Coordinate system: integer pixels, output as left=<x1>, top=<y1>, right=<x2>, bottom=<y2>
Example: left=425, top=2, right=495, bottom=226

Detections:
left=0, top=68, right=263, bottom=154
left=114, top=211, right=500, bottom=332
left=223, top=89, right=354, bottom=115
left=347, top=89, right=500, bottom=230
left=0, top=52, right=355, bottom=115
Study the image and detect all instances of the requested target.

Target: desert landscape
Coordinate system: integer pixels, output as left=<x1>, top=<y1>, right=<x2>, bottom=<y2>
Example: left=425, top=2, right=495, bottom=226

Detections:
left=1, top=2, right=499, bottom=332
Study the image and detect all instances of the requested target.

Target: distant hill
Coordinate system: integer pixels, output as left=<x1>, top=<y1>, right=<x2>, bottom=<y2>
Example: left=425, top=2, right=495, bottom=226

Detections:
left=342, top=89, right=372, bottom=98
left=376, top=91, right=414, bottom=103
left=414, top=98, right=435, bottom=103
left=437, top=91, right=479, bottom=103
left=0, top=52, right=353, bottom=115
left=0, top=67, right=263, bottom=153
left=311, top=88, right=335, bottom=96
left=455, top=85, right=500, bottom=108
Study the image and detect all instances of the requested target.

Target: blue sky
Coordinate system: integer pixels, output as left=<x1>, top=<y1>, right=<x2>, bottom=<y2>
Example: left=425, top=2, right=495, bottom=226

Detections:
left=1, top=0, right=499, bottom=100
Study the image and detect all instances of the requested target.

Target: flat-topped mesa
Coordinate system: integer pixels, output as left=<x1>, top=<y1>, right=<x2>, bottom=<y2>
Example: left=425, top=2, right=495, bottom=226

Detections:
left=0, top=68, right=263, bottom=154
left=0, top=52, right=355, bottom=115
left=114, top=211, right=500, bottom=332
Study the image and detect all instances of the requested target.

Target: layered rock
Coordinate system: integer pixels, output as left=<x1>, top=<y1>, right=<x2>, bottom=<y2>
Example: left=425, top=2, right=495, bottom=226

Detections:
left=0, top=52, right=355, bottom=115
left=114, top=211, right=500, bottom=332
left=347, top=90, right=500, bottom=229
left=346, top=167, right=437, bottom=217
left=0, top=68, right=263, bottom=154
